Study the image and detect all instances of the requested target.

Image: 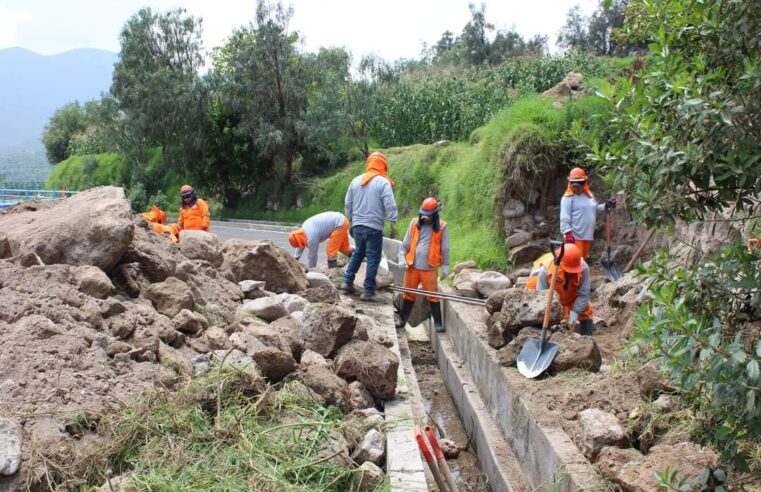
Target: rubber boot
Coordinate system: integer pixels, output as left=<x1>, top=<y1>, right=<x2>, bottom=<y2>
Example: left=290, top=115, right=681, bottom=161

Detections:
left=430, top=302, right=444, bottom=333
left=359, top=290, right=376, bottom=301
left=327, top=258, right=338, bottom=269
left=580, top=318, right=594, bottom=336
left=395, top=299, right=414, bottom=329
left=339, top=282, right=355, bottom=293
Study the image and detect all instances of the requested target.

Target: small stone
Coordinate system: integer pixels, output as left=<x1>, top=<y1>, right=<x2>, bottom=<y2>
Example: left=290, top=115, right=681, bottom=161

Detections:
left=453, top=260, right=477, bottom=274
left=354, top=461, right=385, bottom=491
left=439, top=438, right=460, bottom=459
left=0, top=417, right=23, bottom=475
left=346, top=381, right=375, bottom=411
left=350, top=429, right=385, bottom=465
left=654, top=394, right=674, bottom=412
left=239, top=280, right=266, bottom=293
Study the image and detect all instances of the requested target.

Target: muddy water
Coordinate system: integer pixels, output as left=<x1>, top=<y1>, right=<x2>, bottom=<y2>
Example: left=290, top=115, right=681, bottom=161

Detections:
left=409, top=339, right=490, bottom=492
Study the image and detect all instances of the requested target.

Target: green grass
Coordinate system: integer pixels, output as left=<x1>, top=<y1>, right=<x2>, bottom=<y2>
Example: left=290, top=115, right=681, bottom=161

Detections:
left=29, top=368, right=382, bottom=492
left=47, top=152, right=133, bottom=190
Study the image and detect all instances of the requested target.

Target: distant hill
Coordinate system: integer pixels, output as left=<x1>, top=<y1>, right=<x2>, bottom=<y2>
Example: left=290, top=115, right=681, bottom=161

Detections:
left=0, top=47, right=117, bottom=156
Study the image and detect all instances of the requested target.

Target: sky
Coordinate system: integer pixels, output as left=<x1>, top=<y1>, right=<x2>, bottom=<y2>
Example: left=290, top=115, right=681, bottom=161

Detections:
left=0, top=0, right=599, bottom=62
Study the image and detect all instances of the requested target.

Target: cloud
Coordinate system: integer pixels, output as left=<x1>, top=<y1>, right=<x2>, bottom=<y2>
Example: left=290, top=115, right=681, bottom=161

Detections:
left=0, top=8, right=30, bottom=47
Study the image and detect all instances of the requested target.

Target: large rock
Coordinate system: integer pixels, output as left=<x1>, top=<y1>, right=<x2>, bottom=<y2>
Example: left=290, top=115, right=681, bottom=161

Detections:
left=270, top=315, right=304, bottom=359
left=500, top=288, right=563, bottom=329
left=485, top=289, right=511, bottom=314
left=296, top=366, right=348, bottom=410
left=179, top=230, right=224, bottom=267
left=251, top=347, right=297, bottom=383
left=334, top=340, right=399, bottom=400
left=236, top=296, right=288, bottom=322
left=598, top=443, right=720, bottom=492
left=551, top=330, right=602, bottom=372
left=300, top=303, right=357, bottom=358
left=276, top=293, right=309, bottom=314
left=501, top=199, right=526, bottom=219
left=0, top=417, right=22, bottom=475
left=300, top=349, right=331, bottom=369
left=542, top=72, right=584, bottom=97
left=509, top=243, right=545, bottom=265
left=352, top=257, right=394, bottom=289
left=351, top=429, right=385, bottom=466
left=453, top=260, right=477, bottom=274
left=172, top=309, right=208, bottom=336
left=76, top=266, right=115, bottom=299
left=301, top=284, right=340, bottom=304
left=578, top=409, right=629, bottom=460
left=221, top=239, right=308, bottom=293
left=487, top=312, right=518, bottom=349
left=143, top=277, right=195, bottom=318
left=354, top=462, right=385, bottom=491
left=474, top=271, right=512, bottom=298
left=0, top=186, right=133, bottom=272
left=346, top=381, right=375, bottom=411
left=306, top=271, right=332, bottom=288
left=118, top=218, right=181, bottom=283
left=393, top=294, right=431, bottom=328
left=453, top=269, right=480, bottom=298
left=636, top=360, right=677, bottom=398
left=505, top=230, right=532, bottom=248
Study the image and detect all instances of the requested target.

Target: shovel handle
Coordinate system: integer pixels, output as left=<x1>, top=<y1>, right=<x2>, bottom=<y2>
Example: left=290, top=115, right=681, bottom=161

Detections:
left=624, top=228, right=656, bottom=272
left=606, top=213, right=612, bottom=249
left=542, top=241, right=564, bottom=343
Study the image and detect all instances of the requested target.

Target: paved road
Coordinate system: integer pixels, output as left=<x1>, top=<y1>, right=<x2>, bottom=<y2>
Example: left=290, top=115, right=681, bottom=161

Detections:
left=210, top=221, right=329, bottom=267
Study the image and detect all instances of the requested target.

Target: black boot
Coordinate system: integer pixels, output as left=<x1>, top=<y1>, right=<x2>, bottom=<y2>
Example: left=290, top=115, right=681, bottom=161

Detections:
left=580, top=318, right=594, bottom=336
left=395, top=299, right=414, bottom=329
left=327, top=258, right=338, bottom=269
left=430, top=302, right=444, bottom=333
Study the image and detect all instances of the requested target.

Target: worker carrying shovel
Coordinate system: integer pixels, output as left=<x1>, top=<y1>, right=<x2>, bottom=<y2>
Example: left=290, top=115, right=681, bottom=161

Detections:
left=527, top=243, right=595, bottom=336
left=396, top=198, right=450, bottom=332
left=560, top=167, right=616, bottom=259
left=288, top=211, right=354, bottom=270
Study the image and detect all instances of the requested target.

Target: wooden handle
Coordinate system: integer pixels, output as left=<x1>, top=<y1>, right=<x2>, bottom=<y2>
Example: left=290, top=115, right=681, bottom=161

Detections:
left=606, top=214, right=612, bottom=248
left=542, top=263, right=559, bottom=329
left=624, top=228, right=656, bottom=272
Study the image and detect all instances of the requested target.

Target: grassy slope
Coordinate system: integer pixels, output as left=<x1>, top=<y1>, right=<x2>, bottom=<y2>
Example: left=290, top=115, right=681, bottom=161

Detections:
left=230, top=94, right=610, bottom=270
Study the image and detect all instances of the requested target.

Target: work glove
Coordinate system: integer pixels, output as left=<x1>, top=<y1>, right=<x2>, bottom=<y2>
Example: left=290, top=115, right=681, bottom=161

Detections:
left=564, top=231, right=575, bottom=243
left=389, top=222, right=398, bottom=240
left=568, top=310, right=579, bottom=327
left=439, top=266, right=449, bottom=280
left=605, top=198, right=617, bottom=211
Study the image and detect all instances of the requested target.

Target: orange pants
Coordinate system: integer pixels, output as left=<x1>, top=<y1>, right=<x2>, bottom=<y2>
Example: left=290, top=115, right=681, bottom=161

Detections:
left=575, top=239, right=592, bottom=259
left=326, top=218, right=352, bottom=259
left=403, top=267, right=440, bottom=303
left=563, top=303, right=593, bottom=321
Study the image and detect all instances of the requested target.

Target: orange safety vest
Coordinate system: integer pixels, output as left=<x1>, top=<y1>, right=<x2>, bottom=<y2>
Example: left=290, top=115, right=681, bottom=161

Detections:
left=529, top=254, right=582, bottom=307
left=179, top=198, right=210, bottom=231
left=405, top=219, right=447, bottom=267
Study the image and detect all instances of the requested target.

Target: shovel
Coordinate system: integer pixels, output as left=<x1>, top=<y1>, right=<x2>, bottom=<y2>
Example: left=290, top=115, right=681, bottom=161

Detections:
left=601, top=213, right=623, bottom=282
left=517, top=241, right=563, bottom=379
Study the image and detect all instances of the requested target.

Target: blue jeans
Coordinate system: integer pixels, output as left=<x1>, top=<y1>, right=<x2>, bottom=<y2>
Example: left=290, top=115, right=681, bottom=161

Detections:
left=344, top=225, right=383, bottom=294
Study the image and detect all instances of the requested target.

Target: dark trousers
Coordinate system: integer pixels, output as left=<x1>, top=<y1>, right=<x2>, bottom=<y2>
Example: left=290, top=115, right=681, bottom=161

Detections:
left=344, top=225, right=383, bottom=294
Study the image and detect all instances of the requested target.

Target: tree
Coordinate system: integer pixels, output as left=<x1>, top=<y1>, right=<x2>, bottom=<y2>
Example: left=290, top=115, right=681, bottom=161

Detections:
left=111, top=7, right=207, bottom=167
left=42, top=102, right=88, bottom=163
left=460, top=3, right=494, bottom=65
left=557, top=5, right=589, bottom=51
left=558, top=1, right=630, bottom=55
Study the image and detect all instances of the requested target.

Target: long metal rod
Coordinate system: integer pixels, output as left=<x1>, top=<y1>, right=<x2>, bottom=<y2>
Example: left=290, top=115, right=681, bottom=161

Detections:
left=390, top=285, right=486, bottom=306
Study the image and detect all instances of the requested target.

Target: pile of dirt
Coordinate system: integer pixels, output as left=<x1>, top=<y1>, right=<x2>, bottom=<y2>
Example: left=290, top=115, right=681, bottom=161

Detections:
left=0, top=187, right=400, bottom=490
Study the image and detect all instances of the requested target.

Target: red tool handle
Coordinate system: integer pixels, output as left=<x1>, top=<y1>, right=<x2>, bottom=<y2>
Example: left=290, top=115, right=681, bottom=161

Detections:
left=414, top=427, right=435, bottom=465
left=425, top=426, right=445, bottom=461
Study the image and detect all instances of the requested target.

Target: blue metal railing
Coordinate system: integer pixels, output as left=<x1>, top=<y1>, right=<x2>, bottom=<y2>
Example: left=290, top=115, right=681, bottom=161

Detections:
left=0, top=188, right=79, bottom=208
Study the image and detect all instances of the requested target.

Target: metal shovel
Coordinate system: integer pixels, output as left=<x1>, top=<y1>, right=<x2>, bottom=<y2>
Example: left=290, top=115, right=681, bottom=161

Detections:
left=517, top=241, right=563, bottom=379
left=601, top=213, right=623, bottom=282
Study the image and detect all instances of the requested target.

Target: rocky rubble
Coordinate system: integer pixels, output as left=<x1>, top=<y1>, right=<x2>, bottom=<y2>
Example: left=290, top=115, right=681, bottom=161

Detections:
left=0, top=187, right=400, bottom=487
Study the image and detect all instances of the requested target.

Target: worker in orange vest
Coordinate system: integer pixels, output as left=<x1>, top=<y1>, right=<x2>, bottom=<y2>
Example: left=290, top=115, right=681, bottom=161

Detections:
left=178, top=185, right=210, bottom=232
left=396, top=198, right=450, bottom=332
left=527, top=243, right=595, bottom=335
left=288, top=211, right=354, bottom=269
left=560, top=167, right=615, bottom=259
left=141, top=204, right=178, bottom=243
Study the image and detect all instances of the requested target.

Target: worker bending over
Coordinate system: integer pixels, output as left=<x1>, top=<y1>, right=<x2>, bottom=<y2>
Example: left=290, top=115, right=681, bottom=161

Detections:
left=396, top=198, right=450, bottom=332
left=560, top=167, right=615, bottom=259
left=289, top=211, right=354, bottom=270
left=529, top=243, right=594, bottom=336
left=141, top=204, right=178, bottom=243
left=178, top=185, right=210, bottom=232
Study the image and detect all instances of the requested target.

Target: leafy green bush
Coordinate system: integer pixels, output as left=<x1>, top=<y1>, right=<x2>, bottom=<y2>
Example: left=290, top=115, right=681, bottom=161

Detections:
left=634, top=244, right=761, bottom=469
left=127, top=183, right=148, bottom=212
left=147, top=191, right=169, bottom=211
left=47, top=153, right=132, bottom=191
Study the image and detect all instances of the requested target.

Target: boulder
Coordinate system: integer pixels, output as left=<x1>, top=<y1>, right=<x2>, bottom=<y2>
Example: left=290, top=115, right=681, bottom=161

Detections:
left=300, top=303, right=357, bottom=358
left=106, top=340, right=132, bottom=358
left=236, top=296, right=288, bottom=322
left=76, top=266, right=115, bottom=299
left=251, top=347, right=298, bottom=383
left=353, top=258, right=394, bottom=289
left=598, top=443, right=721, bottom=492
left=296, top=366, right=348, bottom=410
left=172, top=309, right=208, bottom=336
left=301, top=284, right=340, bottom=304
left=487, top=312, right=519, bottom=349
left=334, top=340, right=399, bottom=400
left=578, top=409, right=629, bottom=460
left=393, top=294, right=431, bottom=328
left=439, top=439, right=460, bottom=459
left=239, top=280, right=266, bottom=293
left=500, top=288, right=563, bottom=329
left=453, top=269, right=480, bottom=298
left=453, top=260, right=477, bottom=274
left=485, top=289, right=511, bottom=315
left=306, top=271, right=332, bottom=288
left=158, top=342, right=193, bottom=376
left=551, top=330, right=602, bottom=372
left=119, top=219, right=181, bottom=283
left=211, top=349, right=261, bottom=378
left=350, top=429, right=385, bottom=466
left=346, top=381, right=375, bottom=411
left=0, top=417, right=22, bottom=475
left=276, top=293, right=309, bottom=314
left=563, top=72, right=583, bottom=89
left=270, top=315, right=304, bottom=359
left=201, top=326, right=230, bottom=350
left=637, top=360, right=677, bottom=399
left=474, top=271, right=512, bottom=298
left=221, top=239, right=308, bottom=293
left=354, top=462, right=385, bottom=492
left=505, top=230, right=532, bottom=248
left=496, top=327, right=545, bottom=367
left=300, top=349, right=331, bottom=369
left=509, top=243, right=545, bottom=265
left=178, top=230, right=224, bottom=267
left=542, top=72, right=583, bottom=97
left=355, top=315, right=378, bottom=342
left=143, top=277, right=195, bottom=318
left=0, top=186, right=134, bottom=272
left=232, top=320, right=292, bottom=354
left=612, top=245, right=635, bottom=266
left=501, top=199, right=526, bottom=219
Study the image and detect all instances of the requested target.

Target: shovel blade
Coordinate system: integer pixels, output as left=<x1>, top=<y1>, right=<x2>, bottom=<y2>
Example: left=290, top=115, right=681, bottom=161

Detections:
left=601, top=260, right=623, bottom=282
left=517, top=337, right=560, bottom=379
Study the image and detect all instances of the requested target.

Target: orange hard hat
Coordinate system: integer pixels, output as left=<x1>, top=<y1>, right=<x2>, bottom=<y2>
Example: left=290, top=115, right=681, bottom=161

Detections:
left=180, top=184, right=194, bottom=196
left=367, top=151, right=388, bottom=171
left=419, top=197, right=440, bottom=215
left=560, top=243, right=584, bottom=273
left=568, top=168, right=587, bottom=182
left=288, top=233, right=299, bottom=248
